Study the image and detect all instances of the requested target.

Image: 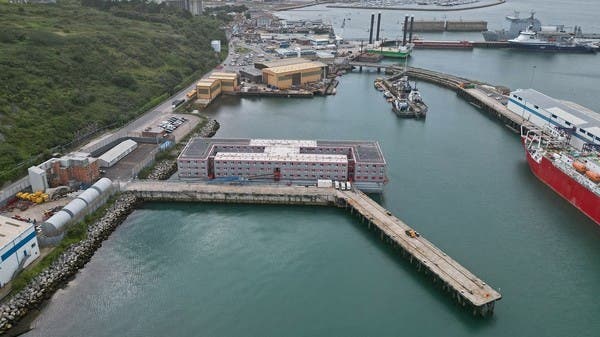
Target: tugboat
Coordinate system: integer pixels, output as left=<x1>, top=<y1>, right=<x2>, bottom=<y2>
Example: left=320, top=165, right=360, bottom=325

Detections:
left=387, top=77, right=428, bottom=119
left=392, top=99, right=410, bottom=116
left=407, top=86, right=428, bottom=118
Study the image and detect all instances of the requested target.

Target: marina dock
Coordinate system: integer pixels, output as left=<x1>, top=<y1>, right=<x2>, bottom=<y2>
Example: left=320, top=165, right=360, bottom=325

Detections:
left=123, top=180, right=502, bottom=316
left=349, top=62, right=531, bottom=131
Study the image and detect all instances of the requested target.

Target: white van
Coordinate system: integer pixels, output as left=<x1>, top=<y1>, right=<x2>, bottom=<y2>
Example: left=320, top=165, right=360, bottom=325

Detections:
left=334, top=181, right=340, bottom=190
left=346, top=181, right=352, bottom=190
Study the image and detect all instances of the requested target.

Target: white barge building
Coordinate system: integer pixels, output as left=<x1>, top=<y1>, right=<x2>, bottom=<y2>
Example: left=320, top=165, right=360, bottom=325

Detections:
left=177, top=138, right=387, bottom=192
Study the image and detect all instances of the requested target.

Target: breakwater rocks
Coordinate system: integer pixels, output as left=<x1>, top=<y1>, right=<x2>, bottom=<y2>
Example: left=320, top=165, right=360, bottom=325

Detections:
left=0, top=193, right=139, bottom=334
left=147, top=160, right=177, bottom=180
left=198, top=119, right=219, bottom=138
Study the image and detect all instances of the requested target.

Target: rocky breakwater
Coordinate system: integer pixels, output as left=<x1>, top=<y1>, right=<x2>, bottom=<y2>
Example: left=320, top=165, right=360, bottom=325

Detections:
left=198, top=119, right=220, bottom=138
left=0, top=193, right=140, bottom=335
left=147, top=160, right=177, bottom=180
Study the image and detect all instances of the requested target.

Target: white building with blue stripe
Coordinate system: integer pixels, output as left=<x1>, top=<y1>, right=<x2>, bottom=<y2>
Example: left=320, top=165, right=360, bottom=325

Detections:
left=0, top=216, right=40, bottom=288
left=508, top=88, right=600, bottom=150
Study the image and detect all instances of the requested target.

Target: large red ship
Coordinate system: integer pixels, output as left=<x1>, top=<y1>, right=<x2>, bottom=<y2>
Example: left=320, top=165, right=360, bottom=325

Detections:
left=522, top=126, right=600, bottom=225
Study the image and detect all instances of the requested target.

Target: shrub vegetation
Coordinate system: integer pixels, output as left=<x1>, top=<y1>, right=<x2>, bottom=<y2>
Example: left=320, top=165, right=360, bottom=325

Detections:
left=0, top=0, right=228, bottom=185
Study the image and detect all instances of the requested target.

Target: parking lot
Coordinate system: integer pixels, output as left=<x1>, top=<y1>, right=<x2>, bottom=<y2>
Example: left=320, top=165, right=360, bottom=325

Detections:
left=137, top=113, right=203, bottom=143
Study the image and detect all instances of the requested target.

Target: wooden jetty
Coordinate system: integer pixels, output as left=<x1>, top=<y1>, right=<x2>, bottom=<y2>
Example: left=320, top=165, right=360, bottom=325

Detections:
left=123, top=181, right=502, bottom=316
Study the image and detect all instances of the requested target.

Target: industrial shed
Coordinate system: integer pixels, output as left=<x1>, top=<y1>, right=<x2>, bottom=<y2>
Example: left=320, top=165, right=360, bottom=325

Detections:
left=97, top=140, right=137, bottom=168
left=196, top=78, right=222, bottom=101
left=262, top=61, right=326, bottom=89
left=208, top=72, right=239, bottom=93
left=0, top=216, right=40, bottom=288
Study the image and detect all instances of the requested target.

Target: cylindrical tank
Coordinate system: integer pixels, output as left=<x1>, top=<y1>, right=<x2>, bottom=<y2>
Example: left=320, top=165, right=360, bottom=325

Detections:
left=573, top=161, right=587, bottom=173
left=78, top=188, right=100, bottom=205
left=92, top=177, right=113, bottom=194
left=585, top=170, right=600, bottom=183
left=62, top=198, right=87, bottom=217
left=41, top=210, right=72, bottom=237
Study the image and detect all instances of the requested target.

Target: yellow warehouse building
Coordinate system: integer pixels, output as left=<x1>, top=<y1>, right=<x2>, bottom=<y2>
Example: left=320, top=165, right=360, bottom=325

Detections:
left=262, top=61, right=326, bottom=89
left=208, top=72, right=239, bottom=93
left=196, top=78, right=222, bottom=101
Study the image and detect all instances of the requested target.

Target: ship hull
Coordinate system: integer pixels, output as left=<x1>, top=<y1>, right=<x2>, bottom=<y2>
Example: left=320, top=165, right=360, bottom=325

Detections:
left=523, top=141, right=600, bottom=226
left=366, top=49, right=411, bottom=58
left=508, top=42, right=597, bottom=53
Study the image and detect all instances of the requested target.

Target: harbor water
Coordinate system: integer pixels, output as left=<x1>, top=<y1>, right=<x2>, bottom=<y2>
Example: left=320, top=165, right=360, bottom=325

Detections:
left=27, top=1, right=600, bottom=336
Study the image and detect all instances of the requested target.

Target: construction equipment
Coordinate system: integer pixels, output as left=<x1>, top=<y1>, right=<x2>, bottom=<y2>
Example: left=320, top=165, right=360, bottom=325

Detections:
left=16, top=190, right=49, bottom=204
left=186, top=89, right=197, bottom=99
left=405, top=229, right=420, bottom=238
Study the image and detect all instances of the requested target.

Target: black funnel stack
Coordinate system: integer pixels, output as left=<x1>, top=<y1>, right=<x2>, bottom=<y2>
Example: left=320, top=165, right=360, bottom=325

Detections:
left=369, top=13, right=375, bottom=44
left=402, top=15, right=409, bottom=46
left=376, top=12, right=382, bottom=41
left=409, top=15, right=415, bottom=43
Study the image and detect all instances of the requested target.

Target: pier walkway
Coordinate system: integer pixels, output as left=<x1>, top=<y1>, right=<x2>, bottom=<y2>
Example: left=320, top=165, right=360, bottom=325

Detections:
left=123, top=180, right=501, bottom=316
left=339, top=189, right=501, bottom=313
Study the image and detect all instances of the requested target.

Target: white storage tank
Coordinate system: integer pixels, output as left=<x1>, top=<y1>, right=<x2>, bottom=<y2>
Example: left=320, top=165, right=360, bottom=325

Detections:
left=211, top=40, right=221, bottom=53
left=62, top=198, right=87, bottom=218
left=77, top=188, right=100, bottom=205
left=41, top=210, right=72, bottom=237
left=40, top=177, right=114, bottom=238
left=92, top=177, right=113, bottom=194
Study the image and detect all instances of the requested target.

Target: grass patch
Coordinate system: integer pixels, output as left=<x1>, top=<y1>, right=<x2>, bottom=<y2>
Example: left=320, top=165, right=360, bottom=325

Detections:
left=10, top=194, right=120, bottom=292
left=0, top=0, right=229, bottom=185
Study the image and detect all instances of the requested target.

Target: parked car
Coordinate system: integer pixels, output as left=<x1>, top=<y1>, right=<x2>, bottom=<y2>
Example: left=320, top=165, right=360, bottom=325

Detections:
left=171, top=99, right=185, bottom=109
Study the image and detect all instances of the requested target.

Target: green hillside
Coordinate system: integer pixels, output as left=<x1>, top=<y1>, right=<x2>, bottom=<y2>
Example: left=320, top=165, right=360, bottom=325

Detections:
left=0, top=0, right=228, bottom=185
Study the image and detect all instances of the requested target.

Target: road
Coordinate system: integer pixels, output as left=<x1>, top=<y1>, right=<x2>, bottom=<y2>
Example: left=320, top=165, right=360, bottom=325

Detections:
left=0, top=33, right=237, bottom=204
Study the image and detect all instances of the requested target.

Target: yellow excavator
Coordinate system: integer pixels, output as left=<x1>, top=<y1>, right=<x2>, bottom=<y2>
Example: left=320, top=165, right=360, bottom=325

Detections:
left=16, top=191, right=49, bottom=204
left=405, top=229, right=420, bottom=238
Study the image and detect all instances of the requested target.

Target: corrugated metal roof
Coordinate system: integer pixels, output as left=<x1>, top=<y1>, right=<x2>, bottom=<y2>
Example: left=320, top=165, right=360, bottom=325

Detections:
left=263, top=61, right=326, bottom=75
left=197, top=78, right=219, bottom=86
left=258, top=58, right=310, bottom=68
left=98, top=139, right=137, bottom=163
left=209, top=72, right=238, bottom=79
left=178, top=138, right=387, bottom=165
left=250, top=139, right=317, bottom=147
left=214, top=152, right=348, bottom=164
left=0, top=215, right=33, bottom=248
left=513, top=89, right=600, bottom=129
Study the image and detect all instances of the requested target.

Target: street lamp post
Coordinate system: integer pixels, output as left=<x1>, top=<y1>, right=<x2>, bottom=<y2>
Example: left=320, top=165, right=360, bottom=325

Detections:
left=529, top=65, right=537, bottom=88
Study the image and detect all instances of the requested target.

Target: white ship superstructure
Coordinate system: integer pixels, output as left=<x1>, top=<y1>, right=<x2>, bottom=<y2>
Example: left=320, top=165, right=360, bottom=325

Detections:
left=508, top=88, right=600, bottom=150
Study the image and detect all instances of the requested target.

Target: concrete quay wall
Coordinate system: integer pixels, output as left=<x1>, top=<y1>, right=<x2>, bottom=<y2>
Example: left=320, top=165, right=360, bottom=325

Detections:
left=124, top=181, right=501, bottom=316
left=123, top=181, right=339, bottom=206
